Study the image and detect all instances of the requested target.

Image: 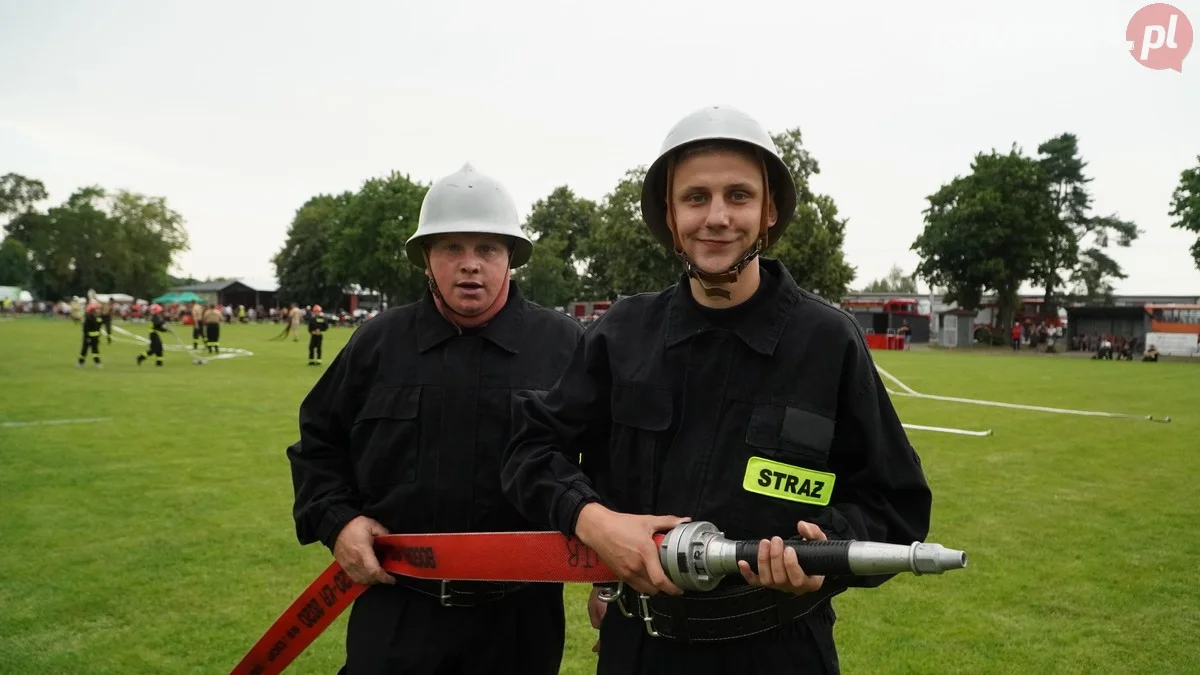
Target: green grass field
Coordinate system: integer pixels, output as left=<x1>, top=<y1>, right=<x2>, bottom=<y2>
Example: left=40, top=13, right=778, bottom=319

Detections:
left=2, top=316, right=1198, bottom=674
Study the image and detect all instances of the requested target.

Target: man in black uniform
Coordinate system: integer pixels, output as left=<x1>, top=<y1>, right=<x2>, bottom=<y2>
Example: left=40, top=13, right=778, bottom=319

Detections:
left=137, top=303, right=169, bottom=367
left=501, top=105, right=933, bottom=674
left=287, top=163, right=584, bottom=675
left=307, top=304, right=329, bottom=366
left=78, top=300, right=104, bottom=368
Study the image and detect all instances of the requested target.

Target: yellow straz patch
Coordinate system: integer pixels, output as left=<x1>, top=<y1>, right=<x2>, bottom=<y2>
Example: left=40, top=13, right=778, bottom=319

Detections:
left=742, top=456, right=835, bottom=506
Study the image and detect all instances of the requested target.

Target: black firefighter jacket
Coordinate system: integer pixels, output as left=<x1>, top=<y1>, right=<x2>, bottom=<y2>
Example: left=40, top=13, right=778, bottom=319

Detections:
left=500, top=259, right=934, bottom=600
left=288, top=283, right=585, bottom=549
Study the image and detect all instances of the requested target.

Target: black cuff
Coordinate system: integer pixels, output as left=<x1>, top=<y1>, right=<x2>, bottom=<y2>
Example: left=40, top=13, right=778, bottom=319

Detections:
left=554, top=485, right=599, bottom=538
left=316, top=503, right=362, bottom=551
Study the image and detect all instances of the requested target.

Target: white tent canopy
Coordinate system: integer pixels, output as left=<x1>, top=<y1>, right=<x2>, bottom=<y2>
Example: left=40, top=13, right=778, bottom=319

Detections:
left=0, top=286, right=33, bottom=302
left=93, top=293, right=135, bottom=303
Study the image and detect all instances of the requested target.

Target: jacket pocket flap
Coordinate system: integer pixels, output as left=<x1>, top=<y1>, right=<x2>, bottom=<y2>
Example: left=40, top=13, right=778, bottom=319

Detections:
left=747, top=403, right=834, bottom=459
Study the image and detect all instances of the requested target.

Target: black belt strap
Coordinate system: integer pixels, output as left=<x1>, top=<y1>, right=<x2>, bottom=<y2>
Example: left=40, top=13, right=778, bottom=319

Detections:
left=621, top=584, right=837, bottom=643
left=396, top=578, right=530, bottom=607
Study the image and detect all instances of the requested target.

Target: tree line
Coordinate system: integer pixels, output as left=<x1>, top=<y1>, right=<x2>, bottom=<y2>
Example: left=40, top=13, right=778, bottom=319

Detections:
left=0, top=173, right=189, bottom=301
left=911, top=135, right=1200, bottom=332
left=4, top=133, right=1198, bottom=311
left=271, top=128, right=857, bottom=310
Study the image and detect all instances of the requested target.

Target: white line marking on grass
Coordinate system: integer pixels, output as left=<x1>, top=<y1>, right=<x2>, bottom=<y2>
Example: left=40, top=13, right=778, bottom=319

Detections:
left=111, top=324, right=255, bottom=360
left=878, top=364, right=1170, bottom=423
left=902, top=423, right=993, bottom=437
left=0, top=417, right=112, bottom=428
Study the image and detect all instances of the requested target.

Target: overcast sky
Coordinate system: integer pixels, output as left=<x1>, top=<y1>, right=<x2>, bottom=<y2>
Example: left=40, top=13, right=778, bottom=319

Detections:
left=2, top=0, right=1198, bottom=295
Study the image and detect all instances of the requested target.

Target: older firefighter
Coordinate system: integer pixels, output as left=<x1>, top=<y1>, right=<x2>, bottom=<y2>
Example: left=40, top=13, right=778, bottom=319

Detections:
left=501, top=106, right=933, bottom=674
left=287, top=163, right=584, bottom=674
left=77, top=300, right=104, bottom=368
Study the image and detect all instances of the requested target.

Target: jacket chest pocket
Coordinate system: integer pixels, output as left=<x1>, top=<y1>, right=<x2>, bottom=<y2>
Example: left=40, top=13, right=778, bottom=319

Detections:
left=729, top=403, right=836, bottom=539
left=608, top=384, right=673, bottom=512
left=745, top=403, right=835, bottom=468
left=350, top=385, right=422, bottom=488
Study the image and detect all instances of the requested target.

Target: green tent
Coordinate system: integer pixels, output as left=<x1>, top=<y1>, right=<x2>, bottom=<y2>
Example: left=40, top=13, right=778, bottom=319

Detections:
left=150, top=291, right=207, bottom=304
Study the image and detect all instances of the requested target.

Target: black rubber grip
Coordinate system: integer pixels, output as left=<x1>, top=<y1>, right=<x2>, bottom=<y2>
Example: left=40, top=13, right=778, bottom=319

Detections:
left=735, top=539, right=855, bottom=576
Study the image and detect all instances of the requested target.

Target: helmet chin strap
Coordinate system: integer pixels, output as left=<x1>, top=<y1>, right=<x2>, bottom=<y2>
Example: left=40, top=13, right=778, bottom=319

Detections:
left=665, top=153, right=773, bottom=301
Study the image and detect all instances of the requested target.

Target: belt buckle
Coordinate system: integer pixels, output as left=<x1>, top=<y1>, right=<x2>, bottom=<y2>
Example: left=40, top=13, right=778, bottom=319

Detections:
left=438, top=580, right=470, bottom=608
left=596, top=582, right=663, bottom=638
left=596, top=581, right=636, bottom=619
left=637, top=593, right=661, bottom=638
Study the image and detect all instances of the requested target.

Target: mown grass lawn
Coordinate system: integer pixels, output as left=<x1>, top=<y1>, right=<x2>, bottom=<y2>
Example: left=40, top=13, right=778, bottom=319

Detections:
left=1, top=317, right=1197, bottom=674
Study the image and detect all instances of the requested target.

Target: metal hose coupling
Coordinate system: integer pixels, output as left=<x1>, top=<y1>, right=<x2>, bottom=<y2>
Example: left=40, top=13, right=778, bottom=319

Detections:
left=658, top=521, right=968, bottom=592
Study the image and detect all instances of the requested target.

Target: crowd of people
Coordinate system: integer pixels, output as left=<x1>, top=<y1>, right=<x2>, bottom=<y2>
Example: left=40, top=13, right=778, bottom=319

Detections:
left=1074, top=333, right=1141, bottom=360
left=1, top=296, right=382, bottom=328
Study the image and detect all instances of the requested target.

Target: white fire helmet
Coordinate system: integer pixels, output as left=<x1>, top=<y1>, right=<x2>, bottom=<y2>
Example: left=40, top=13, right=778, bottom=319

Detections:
left=640, top=105, right=798, bottom=278
left=404, top=163, right=533, bottom=269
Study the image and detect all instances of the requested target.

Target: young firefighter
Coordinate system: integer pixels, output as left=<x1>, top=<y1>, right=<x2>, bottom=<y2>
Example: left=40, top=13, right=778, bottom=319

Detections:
left=78, top=300, right=103, bottom=368
left=306, top=304, right=329, bottom=366
left=202, top=303, right=222, bottom=354
left=287, top=164, right=584, bottom=674
left=501, top=106, right=933, bottom=674
left=137, top=303, right=169, bottom=367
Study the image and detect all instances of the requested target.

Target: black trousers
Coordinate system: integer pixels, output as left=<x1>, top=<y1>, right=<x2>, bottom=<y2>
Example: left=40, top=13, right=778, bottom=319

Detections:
left=205, top=323, right=220, bottom=353
left=596, top=599, right=840, bottom=675
left=144, top=332, right=164, bottom=365
left=309, top=334, right=323, bottom=361
left=79, top=335, right=101, bottom=362
left=338, top=582, right=565, bottom=675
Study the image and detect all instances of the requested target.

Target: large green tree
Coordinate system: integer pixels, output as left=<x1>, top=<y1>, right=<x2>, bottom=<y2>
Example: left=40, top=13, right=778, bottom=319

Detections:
left=1168, top=155, right=1200, bottom=271
left=514, top=186, right=598, bottom=308
left=273, top=192, right=353, bottom=308
left=0, top=173, right=48, bottom=289
left=1035, top=133, right=1140, bottom=306
left=105, top=190, right=190, bottom=299
left=0, top=238, right=30, bottom=286
left=0, top=173, right=47, bottom=217
left=767, top=129, right=856, bottom=302
left=3, top=185, right=188, bottom=300
left=325, top=172, right=430, bottom=306
left=579, top=167, right=680, bottom=297
left=911, top=146, right=1061, bottom=329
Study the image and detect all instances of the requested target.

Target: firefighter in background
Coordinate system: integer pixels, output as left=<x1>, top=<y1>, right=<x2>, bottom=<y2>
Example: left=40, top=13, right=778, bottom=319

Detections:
left=100, top=299, right=114, bottom=344
left=289, top=303, right=303, bottom=341
left=202, top=303, right=223, bottom=354
left=137, top=303, right=170, bottom=367
left=269, top=302, right=301, bottom=341
left=191, top=301, right=205, bottom=349
left=78, top=301, right=103, bottom=368
left=306, top=305, right=329, bottom=366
